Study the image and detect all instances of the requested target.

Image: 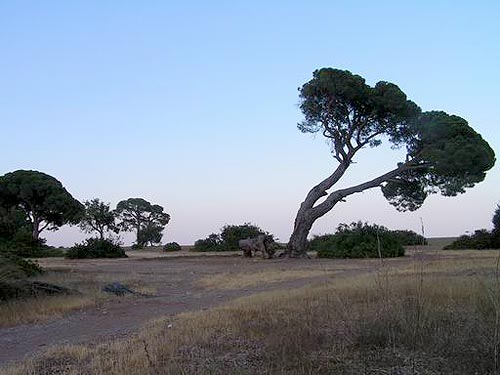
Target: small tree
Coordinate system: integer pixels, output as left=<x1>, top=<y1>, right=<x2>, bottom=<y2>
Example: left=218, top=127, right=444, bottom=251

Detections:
left=115, top=198, right=170, bottom=247
left=194, top=223, right=275, bottom=252
left=0, top=170, right=84, bottom=242
left=220, top=223, right=269, bottom=251
left=287, top=68, right=495, bottom=257
left=79, top=198, right=118, bottom=240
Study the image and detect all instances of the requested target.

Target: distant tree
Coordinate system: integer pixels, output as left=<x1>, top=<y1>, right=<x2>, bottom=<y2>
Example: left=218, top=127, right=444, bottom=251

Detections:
left=287, top=68, right=495, bottom=257
left=79, top=198, right=118, bottom=240
left=492, top=205, right=500, bottom=234
left=115, top=198, right=170, bottom=247
left=0, top=170, right=84, bottom=242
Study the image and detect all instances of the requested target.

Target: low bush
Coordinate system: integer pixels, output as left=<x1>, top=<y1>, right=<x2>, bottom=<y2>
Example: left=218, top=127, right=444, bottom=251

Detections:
left=391, top=229, right=427, bottom=246
left=311, top=222, right=405, bottom=258
left=193, top=223, right=275, bottom=252
left=66, top=238, right=127, bottom=259
left=194, top=233, right=223, bottom=252
left=130, top=243, right=143, bottom=250
left=445, top=204, right=500, bottom=250
left=0, top=233, right=64, bottom=258
left=163, top=242, right=181, bottom=252
left=444, top=229, right=496, bottom=250
left=220, top=223, right=270, bottom=251
left=0, top=252, right=43, bottom=301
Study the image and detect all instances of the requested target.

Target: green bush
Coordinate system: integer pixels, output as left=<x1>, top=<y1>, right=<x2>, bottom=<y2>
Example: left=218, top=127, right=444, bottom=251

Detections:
left=193, top=223, right=275, bottom=252
left=0, top=231, right=64, bottom=258
left=444, top=205, right=500, bottom=250
left=0, top=252, right=43, bottom=301
left=194, top=233, right=223, bottom=252
left=163, top=242, right=182, bottom=252
left=391, top=230, right=427, bottom=246
left=312, top=222, right=405, bottom=258
left=444, top=229, right=494, bottom=250
left=220, top=223, right=271, bottom=251
left=0, top=251, right=43, bottom=277
left=66, top=238, right=127, bottom=259
left=130, top=243, right=143, bottom=250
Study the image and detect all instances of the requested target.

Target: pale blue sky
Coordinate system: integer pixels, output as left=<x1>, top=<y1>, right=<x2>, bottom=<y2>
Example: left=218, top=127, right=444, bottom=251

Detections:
left=1, top=1, right=499, bottom=246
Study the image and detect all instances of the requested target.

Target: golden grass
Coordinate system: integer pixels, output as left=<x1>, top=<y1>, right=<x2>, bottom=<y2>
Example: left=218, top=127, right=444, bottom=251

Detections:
left=0, top=295, right=97, bottom=328
left=396, top=249, right=499, bottom=276
left=198, top=269, right=335, bottom=290
left=4, top=250, right=500, bottom=374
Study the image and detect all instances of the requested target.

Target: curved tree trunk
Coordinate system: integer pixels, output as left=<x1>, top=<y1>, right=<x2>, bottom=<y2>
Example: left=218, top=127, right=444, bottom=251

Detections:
left=287, top=213, right=314, bottom=257
left=286, top=163, right=411, bottom=257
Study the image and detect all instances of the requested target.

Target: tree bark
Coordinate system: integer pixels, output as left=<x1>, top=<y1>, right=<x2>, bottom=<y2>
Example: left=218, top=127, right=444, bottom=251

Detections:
left=32, top=215, right=40, bottom=242
left=287, top=212, right=315, bottom=257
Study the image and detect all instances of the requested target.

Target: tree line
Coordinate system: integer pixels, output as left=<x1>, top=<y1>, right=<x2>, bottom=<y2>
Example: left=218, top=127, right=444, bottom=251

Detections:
left=0, top=170, right=170, bottom=249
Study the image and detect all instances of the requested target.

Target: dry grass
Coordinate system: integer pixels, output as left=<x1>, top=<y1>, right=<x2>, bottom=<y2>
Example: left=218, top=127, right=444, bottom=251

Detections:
left=198, top=269, right=335, bottom=290
left=397, top=249, right=500, bottom=280
left=3, top=250, right=500, bottom=374
left=0, top=267, right=154, bottom=328
left=0, top=295, right=97, bottom=328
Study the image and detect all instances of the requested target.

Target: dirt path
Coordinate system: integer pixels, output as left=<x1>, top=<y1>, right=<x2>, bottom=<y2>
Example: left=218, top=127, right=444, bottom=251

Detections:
left=0, top=251, right=436, bottom=366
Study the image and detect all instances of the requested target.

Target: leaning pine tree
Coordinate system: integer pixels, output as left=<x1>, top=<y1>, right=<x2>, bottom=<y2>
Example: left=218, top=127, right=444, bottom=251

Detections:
left=286, top=68, right=495, bottom=257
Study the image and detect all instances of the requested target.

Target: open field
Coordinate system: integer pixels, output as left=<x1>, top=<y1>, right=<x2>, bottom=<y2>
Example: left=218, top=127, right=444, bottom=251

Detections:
left=2, top=242, right=500, bottom=374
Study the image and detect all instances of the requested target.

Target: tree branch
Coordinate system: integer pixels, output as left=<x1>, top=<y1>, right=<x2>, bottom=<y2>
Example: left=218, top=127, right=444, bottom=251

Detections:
left=310, top=163, right=414, bottom=218
left=39, top=221, right=51, bottom=234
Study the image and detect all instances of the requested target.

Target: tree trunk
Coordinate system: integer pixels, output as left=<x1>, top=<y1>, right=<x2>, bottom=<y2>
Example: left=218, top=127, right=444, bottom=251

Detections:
left=32, top=216, right=40, bottom=242
left=285, top=164, right=410, bottom=257
left=287, top=212, right=314, bottom=257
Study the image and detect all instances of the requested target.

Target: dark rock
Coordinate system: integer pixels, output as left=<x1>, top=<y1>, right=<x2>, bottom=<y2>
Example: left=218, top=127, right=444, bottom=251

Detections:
left=102, top=282, right=136, bottom=296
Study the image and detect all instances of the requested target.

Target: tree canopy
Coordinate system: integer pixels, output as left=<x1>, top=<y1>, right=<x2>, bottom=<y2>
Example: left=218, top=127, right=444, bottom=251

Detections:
left=79, top=198, right=118, bottom=240
left=115, top=198, right=170, bottom=247
left=0, top=170, right=84, bottom=242
left=287, top=68, right=495, bottom=256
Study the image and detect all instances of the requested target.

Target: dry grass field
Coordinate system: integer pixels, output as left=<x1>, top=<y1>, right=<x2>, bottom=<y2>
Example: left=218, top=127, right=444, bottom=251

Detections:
left=2, top=240, right=500, bottom=374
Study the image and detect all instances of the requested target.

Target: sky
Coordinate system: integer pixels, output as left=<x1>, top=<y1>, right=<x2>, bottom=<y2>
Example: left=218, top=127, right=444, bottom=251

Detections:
left=1, top=1, right=499, bottom=246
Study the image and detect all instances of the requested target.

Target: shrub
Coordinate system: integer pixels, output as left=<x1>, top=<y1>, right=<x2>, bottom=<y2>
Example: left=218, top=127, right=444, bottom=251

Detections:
left=312, top=222, right=405, bottom=258
left=0, top=251, right=43, bottom=301
left=0, top=250, right=42, bottom=277
left=0, top=231, right=64, bottom=258
left=66, top=238, right=127, bottom=259
left=130, top=243, right=143, bottom=250
left=444, top=229, right=494, bottom=250
left=193, top=223, right=275, bottom=252
left=220, top=223, right=269, bottom=251
left=391, top=229, right=427, bottom=246
left=194, top=233, right=223, bottom=252
left=163, top=242, right=182, bottom=252
left=444, top=204, right=500, bottom=250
